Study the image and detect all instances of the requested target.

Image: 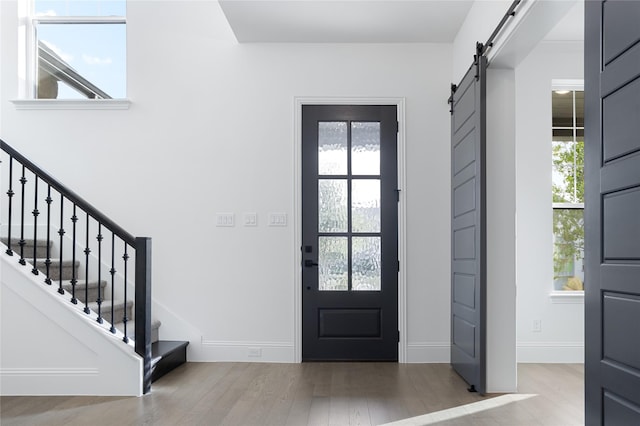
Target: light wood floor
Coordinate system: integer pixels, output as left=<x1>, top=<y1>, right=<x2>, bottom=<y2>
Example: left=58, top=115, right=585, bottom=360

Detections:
left=1, top=363, right=583, bottom=426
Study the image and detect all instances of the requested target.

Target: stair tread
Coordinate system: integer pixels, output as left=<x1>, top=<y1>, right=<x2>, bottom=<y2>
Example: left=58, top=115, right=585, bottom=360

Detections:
left=114, top=318, right=162, bottom=328
left=114, top=319, right=162, bottom=344
left=61, top=279, right=107, bottom=288
left=34, top=259, right=80, bottom=265
left=1, top=237, right=50, bottom=247
left=88, top=299, right=132, bottom=309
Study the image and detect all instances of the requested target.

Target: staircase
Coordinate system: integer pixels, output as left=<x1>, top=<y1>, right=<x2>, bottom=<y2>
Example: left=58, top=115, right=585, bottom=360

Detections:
left=1, top=231, right=188, bottom=388
left=1, top=139, right=188, bottom=393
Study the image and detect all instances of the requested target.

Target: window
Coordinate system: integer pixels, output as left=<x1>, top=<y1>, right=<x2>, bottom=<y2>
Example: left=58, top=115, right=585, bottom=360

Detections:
left=551, top=85, right=584, bottom=292
left=30, top=0, right=126, bottom=99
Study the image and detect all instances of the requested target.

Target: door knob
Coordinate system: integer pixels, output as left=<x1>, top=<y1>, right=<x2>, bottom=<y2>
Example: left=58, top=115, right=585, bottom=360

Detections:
left=304, top=259, right=319, bottom=267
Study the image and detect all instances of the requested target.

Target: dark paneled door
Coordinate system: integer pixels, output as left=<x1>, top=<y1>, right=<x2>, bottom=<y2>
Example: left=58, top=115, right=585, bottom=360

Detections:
left=450, top=56, right=486, bottom=394
left=301, top=105, right=398, bottom=361
left=585, top=1, right=640, bottom=424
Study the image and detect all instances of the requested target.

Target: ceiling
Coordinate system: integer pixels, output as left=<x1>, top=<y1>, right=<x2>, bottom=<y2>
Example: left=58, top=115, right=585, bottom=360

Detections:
left=218, top=0, right=475, bottom=43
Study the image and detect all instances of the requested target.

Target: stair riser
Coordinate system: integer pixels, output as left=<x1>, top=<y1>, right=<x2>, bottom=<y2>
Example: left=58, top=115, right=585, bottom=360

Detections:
left=120, top=322, right=161, bottom=344
left=10, top=246, right=50, bottom=259
left=97, top=302, right=133, bottom=326
left=2, top=239, right=51, bottom=259
left=151, top=341, right=189, bottom=382
left=35, top=260, right=78, bottom=281
left=61, top=282, right=107, bottom=305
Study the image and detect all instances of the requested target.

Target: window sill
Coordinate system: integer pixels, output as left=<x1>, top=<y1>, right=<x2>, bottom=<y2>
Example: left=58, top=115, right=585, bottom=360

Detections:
left=549, top=291, right=584, bottom=304
left=11, top=99, right=131, bottom=110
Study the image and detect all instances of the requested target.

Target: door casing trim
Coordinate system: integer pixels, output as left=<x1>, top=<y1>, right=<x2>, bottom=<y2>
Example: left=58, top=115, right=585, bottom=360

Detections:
left=293, top=97, right=407, bottom=363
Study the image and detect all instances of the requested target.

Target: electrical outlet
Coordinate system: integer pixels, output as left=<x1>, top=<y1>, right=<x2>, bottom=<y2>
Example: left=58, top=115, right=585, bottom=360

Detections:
left=248, top=347, right=262, bottom=358
left=532, top=319, right=542, bottom=332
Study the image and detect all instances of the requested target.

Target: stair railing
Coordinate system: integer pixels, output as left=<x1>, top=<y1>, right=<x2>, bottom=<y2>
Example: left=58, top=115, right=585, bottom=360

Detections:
left=0, top=139, right=152, bottom=394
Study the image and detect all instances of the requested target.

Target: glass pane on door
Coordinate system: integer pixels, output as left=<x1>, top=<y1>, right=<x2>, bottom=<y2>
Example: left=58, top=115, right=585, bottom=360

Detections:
left=352, top=179, right=380, bottom=233
left=352, top=237, right=381, bottom=291
left=319, top=179, right=348, bottom=232
left=352, top=122, right=380, bottom=175
left=319, top=237, right=348, bottom=291
left=319, top=122, right=347, bottom=175
left=316, top=118, right=383, bottom=292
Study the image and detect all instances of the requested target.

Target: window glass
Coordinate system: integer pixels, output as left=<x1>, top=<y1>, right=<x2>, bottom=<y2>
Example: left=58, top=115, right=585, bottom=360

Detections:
left=553, top=209, right=584, bottom=291
left=36, top=23, right=126, bottom=99
left=552, top=89, right=584, bottom=291
left=33, top=0, right=126, bottom=99
left=552, top=139, right=584, bottom=204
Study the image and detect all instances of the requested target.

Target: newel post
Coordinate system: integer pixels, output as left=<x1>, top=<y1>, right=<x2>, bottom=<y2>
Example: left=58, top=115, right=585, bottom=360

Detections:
left=135, top=237, right=152, bottom=394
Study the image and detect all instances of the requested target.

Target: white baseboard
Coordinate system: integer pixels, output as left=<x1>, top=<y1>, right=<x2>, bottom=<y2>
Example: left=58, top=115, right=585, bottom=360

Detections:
left=406, top=342, right=451, bottom=363
left=406, top=341, right=584, bottom=364
left=193, top=339, right=584, bottom=363
left=196, top=341, right=449, bottom=364
left=517, top=341, right=584, bottom=363
left=197, top=339, right=296, bottom=363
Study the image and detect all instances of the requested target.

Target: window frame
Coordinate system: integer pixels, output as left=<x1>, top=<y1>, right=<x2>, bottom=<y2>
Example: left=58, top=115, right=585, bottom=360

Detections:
left=550, top=80, right=584, bottom=300
left=13, top=0, right=130, bottom=109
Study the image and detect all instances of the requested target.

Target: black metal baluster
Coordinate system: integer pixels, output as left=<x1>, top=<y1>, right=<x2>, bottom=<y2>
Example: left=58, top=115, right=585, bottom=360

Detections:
left=5, top=157, right=14, bottom=256
left=122, top=243, right=129, bottom=343
left=83, top=213, right=91, bottom=314
left=109, top=233, right=116, bottom=334
left=18, top=165, right=27, bottom=265
left=31, top=176, right=40, bottom=275
left=96, top=224, right=103, bottom=324
left=57, top=194, right=65, bottom=295
left=44, top=185, right=52, bottom=285
left=70, top=204, right=78, bottom=304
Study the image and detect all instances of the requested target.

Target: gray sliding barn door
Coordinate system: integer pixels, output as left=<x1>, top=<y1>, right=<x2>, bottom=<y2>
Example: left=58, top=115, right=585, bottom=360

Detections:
left=585, top=1, right=640, bottom=424
left=450, top=56, right=487, bottom=395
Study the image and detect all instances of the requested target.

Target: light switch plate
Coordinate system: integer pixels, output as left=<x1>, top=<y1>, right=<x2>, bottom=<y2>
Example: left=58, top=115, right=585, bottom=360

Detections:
left=268, top=212, right=287, bottom=227
left=244, top=213, right=258, bottom=227
left=216, top=213, right=235, bottom=227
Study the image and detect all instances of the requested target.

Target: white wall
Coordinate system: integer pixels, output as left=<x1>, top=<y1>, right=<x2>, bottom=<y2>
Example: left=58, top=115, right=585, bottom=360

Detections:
left=1, top=1, right=453, bottom=363
left=1, top=248, right=142, bottom=395
left=515, top=41, right=584, bottom=362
